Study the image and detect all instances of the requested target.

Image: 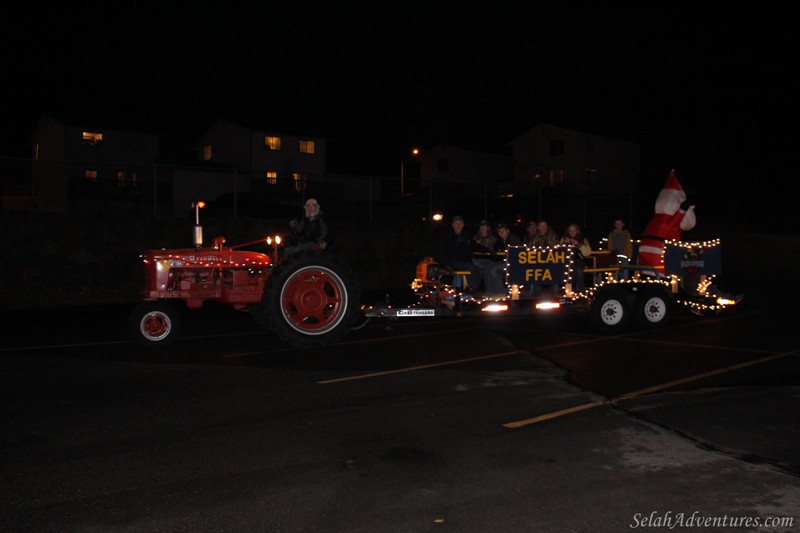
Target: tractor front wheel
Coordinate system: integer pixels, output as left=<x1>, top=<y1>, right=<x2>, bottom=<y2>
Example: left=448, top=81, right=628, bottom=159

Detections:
left=130, top=301, right=181, bottom=348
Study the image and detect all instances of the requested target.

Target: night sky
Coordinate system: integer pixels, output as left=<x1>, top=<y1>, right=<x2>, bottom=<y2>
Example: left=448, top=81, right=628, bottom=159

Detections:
left=3, top=3, right=797, bottom=193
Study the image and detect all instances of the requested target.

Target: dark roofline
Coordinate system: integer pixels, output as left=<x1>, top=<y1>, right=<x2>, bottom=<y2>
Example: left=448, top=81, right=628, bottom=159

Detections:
left=38, top=111, right=164, bottom=137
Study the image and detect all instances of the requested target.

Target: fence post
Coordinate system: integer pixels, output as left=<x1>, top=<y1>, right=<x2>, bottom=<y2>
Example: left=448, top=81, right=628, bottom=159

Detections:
left=629, top=192, right=634, bottom=234
left=369, top=177, right=373, bottom=222
left=537, top=188, right=542, bottom=220
left=153, top=162, right=158, bottom=217
left=582, top=190, right=587, bottom=229
left=484, top=182, right=488, bottom=220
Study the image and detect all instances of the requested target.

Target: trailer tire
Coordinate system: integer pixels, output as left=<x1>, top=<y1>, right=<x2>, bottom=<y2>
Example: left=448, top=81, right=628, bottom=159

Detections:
left=130, top=301, right=181, bottom=348
left=591, top=287, right=630, bottom=333
left=264, top=251, right=361, bottom=347
left=635, top=287, right=671, bottom=328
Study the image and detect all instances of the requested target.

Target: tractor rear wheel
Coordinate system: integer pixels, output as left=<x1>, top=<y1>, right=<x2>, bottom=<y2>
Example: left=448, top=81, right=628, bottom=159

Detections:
left=263, top=251, right=361, bottom=347
left=130, top=301, right=181, bottom=348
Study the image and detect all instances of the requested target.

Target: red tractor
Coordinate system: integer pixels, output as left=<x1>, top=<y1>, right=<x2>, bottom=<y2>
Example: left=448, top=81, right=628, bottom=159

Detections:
left=129, top=202, right=361, bottom=348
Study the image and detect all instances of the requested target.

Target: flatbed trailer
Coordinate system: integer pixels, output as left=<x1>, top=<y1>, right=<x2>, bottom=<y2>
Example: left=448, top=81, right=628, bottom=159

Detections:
left=362, top=240, right=739, bottom=333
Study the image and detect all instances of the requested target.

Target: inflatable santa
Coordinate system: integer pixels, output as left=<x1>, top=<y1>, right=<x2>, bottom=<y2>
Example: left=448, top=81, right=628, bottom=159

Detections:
left=638, top=170, right=696, bottom=268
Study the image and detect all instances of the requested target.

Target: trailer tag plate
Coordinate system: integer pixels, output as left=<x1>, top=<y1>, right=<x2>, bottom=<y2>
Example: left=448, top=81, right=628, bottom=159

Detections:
left=396, top=309, right=436, bottom=316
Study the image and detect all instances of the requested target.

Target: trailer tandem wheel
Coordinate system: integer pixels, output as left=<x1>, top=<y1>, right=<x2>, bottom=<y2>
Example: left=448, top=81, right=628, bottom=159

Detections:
left=591, top=286, right=631, bottom=333
left=635, top=287, right=671, bottom=328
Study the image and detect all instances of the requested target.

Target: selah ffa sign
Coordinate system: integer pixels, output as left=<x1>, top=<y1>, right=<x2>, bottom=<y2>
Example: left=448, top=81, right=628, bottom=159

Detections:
left=506, top=245, right=572, bottom=287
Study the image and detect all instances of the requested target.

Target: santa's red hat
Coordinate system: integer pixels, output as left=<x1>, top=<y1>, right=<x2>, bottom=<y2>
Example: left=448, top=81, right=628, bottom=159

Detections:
left=663, top=169, right=683, bottom=192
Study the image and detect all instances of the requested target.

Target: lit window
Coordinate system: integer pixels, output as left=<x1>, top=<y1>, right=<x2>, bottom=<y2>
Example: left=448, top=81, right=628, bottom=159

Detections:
left=266, top=171, right=277, bottom=185
left=549, top=170, right=565, bottom=187
left=265, top=136, right=281, bottom=150
left=84, top=169, right=98, bottom=182
left=299, top=140, right=315, bottom=154
left=82, top=131, right=103, bottom=145
left=292, top=173, right=306, bottom=192
left=202, top=145, right=212, bottom=161
left=117, top=171, right=127, bottom=187
left=34, top=143, right=40, bottom=160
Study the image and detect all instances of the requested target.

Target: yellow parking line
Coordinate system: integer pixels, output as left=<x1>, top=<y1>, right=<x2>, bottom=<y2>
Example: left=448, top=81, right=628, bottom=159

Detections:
left=221, top=325, right=481, bottom=358
left=317, top=350, right=521, bottom=384
left=314, top=333, right=623, bottom=384
left=503, top=400, right=609, bottom=427
left=503, top=349, right=798, bottom=429
left=312, top=331, right=685, bottom=383
left=620, top=336, right=777, bottom=354
left=334, top=325, right=482, bottom=346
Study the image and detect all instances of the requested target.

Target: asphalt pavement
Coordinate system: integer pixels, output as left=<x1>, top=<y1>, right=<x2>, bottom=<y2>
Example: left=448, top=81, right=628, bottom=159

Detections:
left=1, top=294, right=799, bottom=532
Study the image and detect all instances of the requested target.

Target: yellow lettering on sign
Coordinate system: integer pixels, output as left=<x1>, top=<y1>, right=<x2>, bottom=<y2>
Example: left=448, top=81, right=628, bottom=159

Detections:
left=525, top=269, right=553, bottom=281
left=517, top=250, right=566, bottom=264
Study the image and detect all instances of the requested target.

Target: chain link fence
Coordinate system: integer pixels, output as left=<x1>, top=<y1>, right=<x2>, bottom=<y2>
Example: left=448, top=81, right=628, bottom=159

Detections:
left=1, top=156, right=791, bottom=238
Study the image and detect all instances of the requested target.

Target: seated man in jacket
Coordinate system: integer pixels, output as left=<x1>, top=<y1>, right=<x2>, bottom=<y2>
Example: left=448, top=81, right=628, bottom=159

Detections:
left=470, top=220, right=497, bottom=292
left=437, top=215, right=476, bottom=289
left=559, top=223, right=591, bottom=292
left=485, top=222, right=522, bottom=296
left=285, top=198, right=331, bottom=256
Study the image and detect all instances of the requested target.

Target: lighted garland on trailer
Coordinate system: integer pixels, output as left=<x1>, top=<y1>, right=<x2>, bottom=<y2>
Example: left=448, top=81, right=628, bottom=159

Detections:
left=565, top=237, right=729, bottom=312
left=666, top=238, right=730, bottom=312
left=669, top=238, right=721, bottom=249
left=410, top=238, right=731, bottom=311
left=570, top=276, right=671, bottom=302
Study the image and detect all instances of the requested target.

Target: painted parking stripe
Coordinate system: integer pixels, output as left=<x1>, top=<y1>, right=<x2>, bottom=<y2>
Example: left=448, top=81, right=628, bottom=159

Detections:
left=503, top=349, right=799, bottom=429
left=221, top=325, right=481, bottom=358
left=316, top=351, right=522, bottom=384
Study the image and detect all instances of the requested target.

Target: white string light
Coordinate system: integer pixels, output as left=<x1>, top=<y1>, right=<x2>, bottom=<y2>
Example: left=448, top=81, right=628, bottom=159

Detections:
left=409, top=240, right=734, bottom=312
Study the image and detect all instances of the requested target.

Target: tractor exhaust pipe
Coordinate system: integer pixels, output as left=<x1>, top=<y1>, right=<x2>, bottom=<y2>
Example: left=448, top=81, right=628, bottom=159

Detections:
left=192, top=201, right=205, bottom=249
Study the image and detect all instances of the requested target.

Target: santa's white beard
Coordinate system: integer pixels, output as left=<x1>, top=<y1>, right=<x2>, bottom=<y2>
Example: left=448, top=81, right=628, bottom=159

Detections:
left=654, top=188, right=686, bottom=216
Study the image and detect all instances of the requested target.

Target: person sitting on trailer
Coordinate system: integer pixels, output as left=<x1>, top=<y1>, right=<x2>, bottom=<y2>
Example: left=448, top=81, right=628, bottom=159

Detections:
left=559, top=223, right=592, bottom=292
left=470, top=219, right=497, bottom=292
left=437, top=215, right=476, bottom=289
left=485, top=222, right=522, bottom=296
left=525, top=219, right=559, bottom=247
left=607, top=217, right=633, bottom=264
